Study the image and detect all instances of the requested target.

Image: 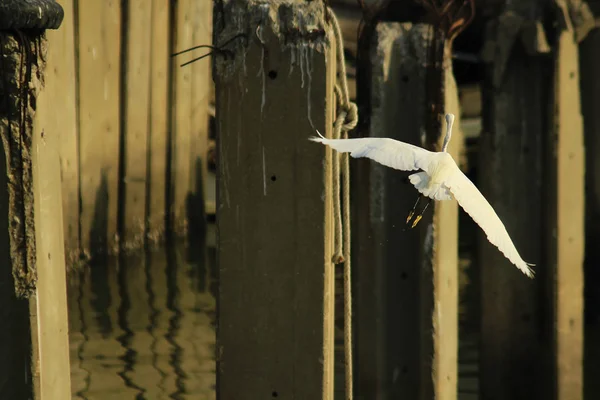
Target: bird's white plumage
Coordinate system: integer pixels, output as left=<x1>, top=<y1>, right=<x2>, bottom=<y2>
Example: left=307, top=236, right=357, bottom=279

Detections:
left=310, top=131, right=434, bottom=173
left=409, top=171, right=452, bottom=201
left=309, top=115, right=535, bottom=278
left=444, top=163, right=534, bottom=277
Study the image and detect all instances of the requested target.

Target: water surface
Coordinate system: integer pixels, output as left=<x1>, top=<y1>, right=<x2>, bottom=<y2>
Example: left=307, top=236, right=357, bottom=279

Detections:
left=67, top=228, right=217, bottom=399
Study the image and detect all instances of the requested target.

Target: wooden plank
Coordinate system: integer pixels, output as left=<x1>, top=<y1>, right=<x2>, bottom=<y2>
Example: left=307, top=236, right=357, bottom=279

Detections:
left=121, top=0, right=152, bottom=250
left=31, top=37, right=73, bottom=399
left=77, top=0, right=122, bottom=257
left=580, top=26, right=600, bottom=400
left=147, top=0, right=170, bottom=245
left=478, top=4, right=550, bottom=398
left=215, top=1, right=336, bottom=398
left=170, top=0, right=193, bottom=235
left=189, top=0, right=213, bottom=234
left=434, top=44, right=462, bottom=399
left=42, top=0, right=79, bottom=265
left=353, top=22, right=459, bottom=399
left=551, top=2, right=584, bottom=398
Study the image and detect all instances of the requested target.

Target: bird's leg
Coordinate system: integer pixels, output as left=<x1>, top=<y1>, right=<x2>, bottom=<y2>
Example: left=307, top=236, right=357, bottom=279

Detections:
left=411, top=198, right=432, bottom=228
left=406, top=195, right=422, bottom=224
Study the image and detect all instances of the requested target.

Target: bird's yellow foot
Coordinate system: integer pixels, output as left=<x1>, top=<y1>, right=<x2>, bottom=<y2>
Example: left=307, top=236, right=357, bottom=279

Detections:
left=406, top=211, right=415, bottom=224
left=411, top=215, right=422, bottom=228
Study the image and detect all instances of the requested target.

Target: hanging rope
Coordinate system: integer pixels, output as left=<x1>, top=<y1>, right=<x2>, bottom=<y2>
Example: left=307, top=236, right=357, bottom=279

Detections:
left=326, top=7, right=357, bottom=400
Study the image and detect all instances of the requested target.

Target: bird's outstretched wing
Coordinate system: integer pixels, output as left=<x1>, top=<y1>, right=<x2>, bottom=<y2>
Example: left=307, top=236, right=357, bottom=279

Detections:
left=445, top=163, right=535, bottom=278
left=309, top=132, right=434, bottom=173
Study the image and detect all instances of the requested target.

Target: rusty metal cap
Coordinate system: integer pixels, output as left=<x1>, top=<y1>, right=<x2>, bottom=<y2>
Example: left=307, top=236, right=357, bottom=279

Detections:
left=0, top=0, right=64, bottom=30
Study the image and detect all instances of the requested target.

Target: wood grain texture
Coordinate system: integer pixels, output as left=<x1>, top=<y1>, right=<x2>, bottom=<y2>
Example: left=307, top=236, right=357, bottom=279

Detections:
left=552, top=3, right=584, bottom=398
left=170, top=0, right=193, bottom=235
left=42, top=0, right=79, bottom=264
left=77, top=0, right=121, bottom=256
left=190, top=0, right=213, bottom=233
left=32, top=73, right=73, bottom=398
left=432, top=44, right=461, bottom=400
left=121, top=0, right=152, bottom=250
left=580, top=30, right=600, bottom=400
left=146, top=0, right=170, bottom=244
left=215, top=2, right=336, bottom=398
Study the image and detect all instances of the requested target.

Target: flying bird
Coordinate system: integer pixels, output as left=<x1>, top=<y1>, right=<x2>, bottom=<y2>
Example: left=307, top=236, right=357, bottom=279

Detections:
left=309, top=113, right=535, bottom=278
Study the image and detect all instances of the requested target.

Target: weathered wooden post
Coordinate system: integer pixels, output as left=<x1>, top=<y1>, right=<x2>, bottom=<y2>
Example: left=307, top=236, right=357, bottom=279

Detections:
left=353, top=21, right=462, bottom=399
left=549, top=2, right=588, bottom=398
left=478, top=0, right=586, bottom=398
left=120, top=0, right=213, bottom=250
left=76, top=0, right=121, bottom=257
left=120, top=0, right=152, bottom=250
left=0, top=0, right=71, bottom=398
left=170, top=0, right=213, bottom=239
left=579, top=1, right=600, bottom=397
left=580, top=3, right=600, bottom=326
left=146, top=0, right=170, bottom=245
left=214, top=0, right=336, bottom=398
left=41, top=0, right=79, bottom=265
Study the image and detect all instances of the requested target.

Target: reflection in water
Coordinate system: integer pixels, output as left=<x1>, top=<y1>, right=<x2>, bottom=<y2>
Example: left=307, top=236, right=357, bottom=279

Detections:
left=68, top=228, right=217, bottom=399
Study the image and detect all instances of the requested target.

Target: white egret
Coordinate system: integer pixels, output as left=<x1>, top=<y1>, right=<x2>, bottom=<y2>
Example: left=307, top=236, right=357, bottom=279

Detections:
left=310, top=113, right=535, bottom=278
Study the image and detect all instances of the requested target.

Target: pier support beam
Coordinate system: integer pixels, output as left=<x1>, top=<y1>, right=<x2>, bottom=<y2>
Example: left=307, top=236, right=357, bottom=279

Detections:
left=580, top=13, right=600, bottom=400
left=0, top=1, right=71, bottom=398
left=353, top=22, right=461, bottom=400
left=549, top=2, right=585, bottom=398
left=215, top=1, right=336, bottom=399
left=479, top=10, right=549, bottom=400
left=478, top=1, right=585, bottom=398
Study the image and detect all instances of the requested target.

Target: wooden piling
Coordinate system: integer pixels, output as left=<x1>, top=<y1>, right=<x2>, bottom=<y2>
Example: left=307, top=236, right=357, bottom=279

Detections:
left=43, top=0, right=212, bottom=258
left=549, top=2, right=585, bottom=398
left=31, top=43, right=73, bottom=397
left=44, top=0, right=79, bottom=266
left=170, top=0, right=193, bottom=236
left=581, top=22, right=600, bottom=400
left=353, top=22, right=460, bottom=399
left=146, top=0, right=170, bottom=245
left=215, top=0, right=336, bottom=398
left=77, top=0, right=122, bottom=257
left=477, top=1, right=585, bottom=397
left=581, top=14, right=600, bottom=324
left=479, top=19, right=547, bottom=400
left=121, top=0, right=152, bottom=250
left=189, top=0, right=213, bottom=234
left=0, top=24, right=71, bottom=399
left=168, top=0, right=212, bottom=238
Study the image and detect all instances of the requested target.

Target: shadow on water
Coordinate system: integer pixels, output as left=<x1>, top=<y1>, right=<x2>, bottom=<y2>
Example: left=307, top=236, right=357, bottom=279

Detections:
left=68, top=225, right=217, bottom=399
